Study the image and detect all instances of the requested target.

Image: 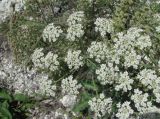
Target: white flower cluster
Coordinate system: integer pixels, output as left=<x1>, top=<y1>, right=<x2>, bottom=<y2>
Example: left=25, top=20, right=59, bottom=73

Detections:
left=67, top=11, right=84, bottom=26
left=96, top=63, right=119, bottom=85
left=11, top=68, right=35, bottom=94
left=154, top=14, right=160, bottom=22
left=114, top=27, right=152, bottom=52
left=55, top=109, right=69, bottom=119
left=31, top=48, right=44, bottom=68
left=136, top=35, right=152, bottom=50
left=30, top=107, right=69, bottom=119
left=87, top=41, right=110, bottom=63
left=113, top=27, right=151, bottom=68
left=137, top=69, right=159, bottom=89
left=86, top=0, right=93, bottom=3
left=31, top=74, right=56, bottom=97
left=60, top=95, right=77, bottom=108
left=66, top=24, right=84, bottom=41
left=0, top=70, right=7, bottom=80
left=42, top=23, right=63, bottom=42
left=31, top=48, right=59, bottom=72
left=65, top=50, right=83, bottom=70
left=115, top=71, right=133, bottom=92
left=95, top=18, right=114, bottom=37
left=0, top=0, right=25, bottom=23
left=60, top=75, right=80, bottom=109
left=156, top=26, right=160, bottom=33
left=0, top=59, right=56, bottom=97
left=88, top=93, right=112, bottom=118
left=44, top=52, right=59, bottom=71
left=153, top=87, right=160, bottom=103
left=159, top=60, right=160, bottom=72
left=116, top=101, right=134, bottom=119
left=61, top=75, right=81, bottom=95
left=131, top=89, right=159, bottom=114
left=66, top=11, right=84, bottom=41
left=124, top=50, right=141, bottom=69
left=137, top=68, right=160, bottom=103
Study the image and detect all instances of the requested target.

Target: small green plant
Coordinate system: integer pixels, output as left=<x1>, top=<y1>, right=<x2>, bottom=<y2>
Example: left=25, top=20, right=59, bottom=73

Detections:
left=0, top=0, right=160, bottom=119
left=0, top=89, right=34, bottom=119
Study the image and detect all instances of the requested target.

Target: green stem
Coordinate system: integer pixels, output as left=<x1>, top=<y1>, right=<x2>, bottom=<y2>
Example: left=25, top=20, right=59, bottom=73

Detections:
left=54, top=69, right=75, bottom=83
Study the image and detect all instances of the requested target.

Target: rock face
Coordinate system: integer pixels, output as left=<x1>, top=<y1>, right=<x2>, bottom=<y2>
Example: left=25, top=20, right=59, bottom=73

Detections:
left=0, top=34, right=12, bottom=62
left=0, top=0, right=25, bottom=23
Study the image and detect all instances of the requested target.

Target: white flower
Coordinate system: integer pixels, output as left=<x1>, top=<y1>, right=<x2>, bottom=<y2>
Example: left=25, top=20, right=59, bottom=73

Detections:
left=137, top=69, right=160, bottom=90
left=87, top=0, right=93, bottom=3
left=139, top=69, right=160, bottom=103
left=0, top=70, right=7, bottom=80
left=116, top=101, right=134, bottom=119
left=156, top=26, right=160, bottom=33
left=0, top=59, right=56, bottom=97
left=131, top=89, right=158, bottom=114
left=113, top=28, right=139, bottom=54
left=44, top=52, right=59, bottom=72
left=136, top=35, right=152, bottom=50
left=126, top=27, right=143, bottom=39
left=153, top=87, right=160, bottom=103
left=65, top=50, right=83, bottom=70
left=31, top=48, right=45, bottom=69
left=67, top=11, right=84, bottom=26
left=55, top=110, right=69, bottom=119
left=158, top=60, right=160, bottom=72
left=42, top=23, right=63, bottom=42
left=113, top=32, right=132, bottom=56
left=154, top=13, right=160, bottom=22
left=13, top=71, right=56, bottom=97
left=31, top=48, right=59, bottom=72
left=32, top=74, right=56, bottom=97
left=87, top=41, right=110, bottom=63
left=60, top=95, right=77, bottom=108
left=66, top=11, right=85, bottom=41
left=61, top=75, right=81, bottom=95
left=66, top=24, right=84, bottom=41
left=96, top=63, right=119, bottom=85
left=14, top=0, right=25, bottom=11
left=113, top=27, right=151, bottom=56
left=95, top=18, right=114, bottom=37
left=113, top=27, right=151, bottom=69
left=115, top=71, right=133, bottom=92
left=124, top=49, right=141, bottom=69
left=88, top=93, right=112, bottom=118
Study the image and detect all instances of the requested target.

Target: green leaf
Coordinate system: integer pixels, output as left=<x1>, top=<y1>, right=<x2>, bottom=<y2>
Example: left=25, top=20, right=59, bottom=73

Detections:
left=2, top=101, right=9, bottom=109
left=0, top=107, right=12, bottom=119
left=1, top=117, right=9, bottom=119
left=0, top=91, right=12, bottom=102
left=83, top=82, right=98, bottom=91
left=13, top=94, right=29, bottom=102
left=86, top=59, right=97, bottom=71
left=21, top=103, right=34, bottom=110
left=73, top=100, right=89, bottom=113
left=73, top=92, right=92, bottom=112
